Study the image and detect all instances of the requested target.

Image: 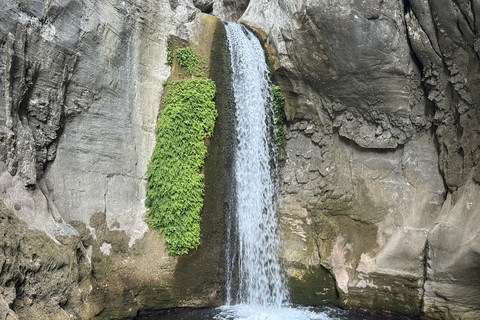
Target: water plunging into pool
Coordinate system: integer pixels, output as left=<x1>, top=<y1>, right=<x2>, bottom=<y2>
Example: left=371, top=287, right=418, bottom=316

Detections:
left=216, top=21, right=311, bottom=320
left=223, top=21, right=288, bottom=309
left=133, top=22, right=420, bottom=320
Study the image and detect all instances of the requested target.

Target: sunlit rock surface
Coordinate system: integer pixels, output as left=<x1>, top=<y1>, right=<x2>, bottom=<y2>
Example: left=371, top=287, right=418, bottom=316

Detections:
left=1, top=0, right=227, bottom=318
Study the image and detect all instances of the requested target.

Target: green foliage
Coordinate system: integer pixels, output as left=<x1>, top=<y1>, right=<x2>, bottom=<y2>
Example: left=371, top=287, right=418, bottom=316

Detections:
left=271, top=85, right=286, bottom=154
left=175, top=46, right=205, bottom=77
left=145, top=79, right=217, bottom=255
left=167, top=41, right=173, bottom=66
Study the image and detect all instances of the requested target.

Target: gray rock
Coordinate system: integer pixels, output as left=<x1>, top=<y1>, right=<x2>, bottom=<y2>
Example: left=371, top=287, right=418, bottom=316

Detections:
left=423, top=181, right=480, bottom=319
left=407, top=0, right=480, bottom=193
left=212, top=0, right=250, bottom=21
left=1, top=0, right=479, bottom=318
left=241, top=0, right=430, bottom=149
left=240, top=0, right=480, bottom=318
left=193, top=0, right=213, bottom=13
left=0, top=200, right=87, bottom=320
left=1, top=0, right=227, bottom=318
left=405, top=1, right=480, bottom=317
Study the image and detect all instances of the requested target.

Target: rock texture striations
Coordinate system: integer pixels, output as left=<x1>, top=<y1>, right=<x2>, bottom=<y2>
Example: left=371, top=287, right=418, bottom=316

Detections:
left=1, top=0, right=228, bottom=318
left=0, top=0, right=479, bottom=319
left=240, top=0, right=480, bottom=319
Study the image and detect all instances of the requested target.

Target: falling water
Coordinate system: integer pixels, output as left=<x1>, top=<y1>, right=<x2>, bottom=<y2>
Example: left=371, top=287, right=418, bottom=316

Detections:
left=223, top=21, right=288, bottom=309
left=217, top=22, right=337, bottom=320
left=133, top=21, right=417, bottom=320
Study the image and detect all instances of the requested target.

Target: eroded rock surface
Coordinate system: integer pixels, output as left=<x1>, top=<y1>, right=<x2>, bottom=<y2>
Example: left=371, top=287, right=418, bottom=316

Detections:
left=1, top=0, right=227, bottom=318
left=405, top=1, right=480, bottom=318
left=240, top=0, right=479, bottom=318
left=0, top=200, right=88, bottom=319
left=1, top=0, right=479, bottom=319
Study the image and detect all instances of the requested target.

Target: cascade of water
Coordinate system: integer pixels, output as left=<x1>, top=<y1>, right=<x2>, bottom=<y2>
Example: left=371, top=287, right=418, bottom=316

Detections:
left=224, top=21, right=288, bottom=308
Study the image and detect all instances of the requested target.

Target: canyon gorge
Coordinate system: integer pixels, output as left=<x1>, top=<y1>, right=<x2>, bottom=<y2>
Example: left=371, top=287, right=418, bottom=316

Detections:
left=1, top=0, right=479, bottom=319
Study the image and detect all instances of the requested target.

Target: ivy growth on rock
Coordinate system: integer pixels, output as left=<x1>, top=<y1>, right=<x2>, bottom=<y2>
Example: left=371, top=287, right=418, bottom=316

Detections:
left=175, top=46, right=205, bottom=77
left=146, top=44, right=216, bottom=255
left=146, top=79, right=217, bottom=255
left=271, top=85, right=286, bottom=155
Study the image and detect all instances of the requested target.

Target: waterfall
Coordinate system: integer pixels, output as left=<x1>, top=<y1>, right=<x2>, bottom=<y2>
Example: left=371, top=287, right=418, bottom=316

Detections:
left=224, top=22, right=288, bottom=308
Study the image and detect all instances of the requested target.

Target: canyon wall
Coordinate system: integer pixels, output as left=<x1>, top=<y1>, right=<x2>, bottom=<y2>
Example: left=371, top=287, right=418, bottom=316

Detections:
left=238, top=0, right=480, bottom=319
left=1, top=0, right=479, bottom=319
left=0, top=1, right=228, bottom=319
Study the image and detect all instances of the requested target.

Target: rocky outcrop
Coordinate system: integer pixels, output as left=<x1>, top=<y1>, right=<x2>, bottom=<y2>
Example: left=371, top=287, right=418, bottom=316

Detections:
left=1, top=0, right=229, bottom=318
left=0, top=200, right=88, bottom=320
left=240, top=0, right=479, bottom=319
left=405, top=1, right=480, bottom=318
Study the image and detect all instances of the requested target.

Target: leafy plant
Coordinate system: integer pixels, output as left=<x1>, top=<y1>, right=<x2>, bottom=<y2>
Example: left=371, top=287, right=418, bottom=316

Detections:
left=145, top=79, right=217, bottom=255
left=167, top=41, right=173, bottom=66
left=271, top=85, right=286, bottom=154
left=175, top=46, right=205, bottom=77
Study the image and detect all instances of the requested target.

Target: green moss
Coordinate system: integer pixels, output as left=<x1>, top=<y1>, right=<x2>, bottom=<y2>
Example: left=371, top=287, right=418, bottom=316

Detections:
left=145, top=78, right=217, bottom=256
left=271, top=85, right=286, bottom=155
left=167, top=41, right=173, bottom=66
left=171, top=19, right=232, bottom=306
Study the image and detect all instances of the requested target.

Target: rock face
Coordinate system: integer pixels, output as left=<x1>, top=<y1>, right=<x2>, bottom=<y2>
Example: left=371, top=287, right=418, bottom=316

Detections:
left=405, top=1, right=480, bottom=318
left=1, top=0, right=479, bottom=319
left=1, top=0, right=229, bottom=318
left=240, top=0, right=480, bottom=319
left=0, top=200, right=89, bottom=320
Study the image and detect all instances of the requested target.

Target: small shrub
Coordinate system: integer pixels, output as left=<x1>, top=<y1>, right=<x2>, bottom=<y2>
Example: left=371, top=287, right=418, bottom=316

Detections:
left=175, top=46, right=205, bottom=77
left=167, top=41, right=173, bottom=66
left=271, top=85, right=286, bottom=154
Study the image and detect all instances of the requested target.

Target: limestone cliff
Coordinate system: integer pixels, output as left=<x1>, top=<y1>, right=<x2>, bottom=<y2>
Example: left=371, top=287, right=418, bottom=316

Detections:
left=1, top=0, right=229, bottom=318
left=239, top=0, right=480, bottom=319
left=0, top=0, right=479, bottom=319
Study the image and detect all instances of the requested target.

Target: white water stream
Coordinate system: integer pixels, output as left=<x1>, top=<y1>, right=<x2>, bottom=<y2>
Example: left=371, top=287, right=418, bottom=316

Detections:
left=218, top=22, right=330, bottom=320
left=224, top=21, right=288, bottom=308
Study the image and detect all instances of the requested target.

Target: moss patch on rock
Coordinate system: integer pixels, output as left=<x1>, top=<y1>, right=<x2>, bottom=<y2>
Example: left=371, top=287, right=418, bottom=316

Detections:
left=271, top=85, right=287, bottom=156
left=146, top=14, right=222, bottom=256
left=145, top=78, right=217, bottom=255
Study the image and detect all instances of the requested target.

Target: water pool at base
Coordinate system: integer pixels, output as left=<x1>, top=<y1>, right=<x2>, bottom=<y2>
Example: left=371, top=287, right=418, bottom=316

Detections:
left=134, top=305, right=419, bottom=320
